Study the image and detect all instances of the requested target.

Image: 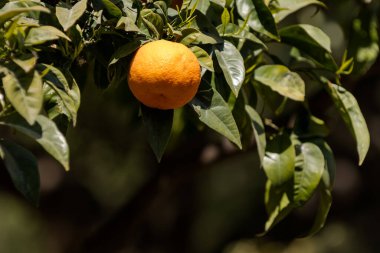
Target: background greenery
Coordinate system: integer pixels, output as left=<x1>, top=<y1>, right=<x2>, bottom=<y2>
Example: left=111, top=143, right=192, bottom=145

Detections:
left=0, top=0, right=379, bottom=252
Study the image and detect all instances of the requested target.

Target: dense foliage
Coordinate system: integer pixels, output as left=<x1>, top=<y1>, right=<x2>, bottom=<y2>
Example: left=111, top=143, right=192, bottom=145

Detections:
left=0, top=0, right=377, bottom=236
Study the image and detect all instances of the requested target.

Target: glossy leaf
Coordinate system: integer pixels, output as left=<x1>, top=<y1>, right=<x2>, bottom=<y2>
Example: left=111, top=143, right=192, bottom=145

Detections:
left=273, top=0, right=326, bottom=22
left=312, top=139, right=336, bottom=190
left=252, top=0, right=278, bottom=38
left=279, top=24, right=337, bottom=70
left=217, top=23, right=267, bottom=48
left=191, top=83, right=242, bottom=149
left=56, top=0, right=88, bottom=31
left=25, top=26, right=71, bottom=46
left=245, top=105, right=266, bottom=164
left=190, top=46, right=214, bottom=72
left=294, top=142, right=325, bottom=205
left=0, top=140, right=40, bottom=205
left=326, top=82, right=370, bottom=165
left=2, top=70, right=43, bottom=125
left=215, top=40, right=245, bottom=97
left=263, top=131, right=295, bottom=186
left=100, top=0, right=122, bottom=18
left=141, top=105, right=173, bottom=162
left=254, top=65, right=305, bottom=101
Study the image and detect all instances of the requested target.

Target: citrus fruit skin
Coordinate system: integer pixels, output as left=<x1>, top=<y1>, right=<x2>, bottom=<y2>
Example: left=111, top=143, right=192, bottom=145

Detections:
left=128, top=40, right=201, bottom=110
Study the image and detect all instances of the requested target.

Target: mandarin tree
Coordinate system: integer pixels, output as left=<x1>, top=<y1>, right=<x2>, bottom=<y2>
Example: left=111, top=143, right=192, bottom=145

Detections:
left=0, top=0, right=377, bottom=246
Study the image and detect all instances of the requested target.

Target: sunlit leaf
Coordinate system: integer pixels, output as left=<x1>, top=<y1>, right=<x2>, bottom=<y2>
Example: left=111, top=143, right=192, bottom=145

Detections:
left=56, top=0, right=88, bottom=31
left=215, top=40, right=245, bottom=97
left=191, top=82, right=242, bottom=149
left=25, top=26, right=71, bottom=46
left=325, top=82, right=370, bottom=165
left=273, top=0, right=326, bottom=22
left=245, top=105, right=266, bottom=164
left=254, top=65, right=305, bottom=101
left=190, top=46, right=214, bottom=72
left=2, top=70, right=43, bottom=125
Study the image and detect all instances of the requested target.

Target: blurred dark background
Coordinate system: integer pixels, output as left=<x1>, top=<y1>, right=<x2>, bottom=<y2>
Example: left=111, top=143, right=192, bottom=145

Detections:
left=1, top=1, right=380, bottom=252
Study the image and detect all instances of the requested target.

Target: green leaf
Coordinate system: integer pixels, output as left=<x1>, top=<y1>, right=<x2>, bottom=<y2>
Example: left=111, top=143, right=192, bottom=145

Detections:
left=141, top=9, right=164, bottom=39
left=235, top=0, right=279, bottom=40
left=245, top=105, right=266, bottom=164
left=109, top=40, right=142, bottom=66
left=312, top=139, right=335, bottom=190
left=294, top=142, right=325, bottom=205
left=191, top=82, right=242, bottom=149
left=279, top=24, right=337, bottom=70
left=12, top=54, right=37, bottom=73
left=0, top=139, right=40, bottom=205
left=190, top=46, right=214, bottom=72
left=189, top=10, right=224, bottom=45
left=116, top=16, right=140, bottom=32
left=273, top=0, right=326, bottom=22
left=262, top=180, right=293, bottom=233
left=141, top=105, right=173, bottom=162
left=254, top=65, right=305, bottom=101
left=24, top=26, right=71, bottom=46
left=215, top=40, right=245, bottom=97
left=221, top=8, right=230, bottom=29
left=263, top=131, right=295, bottom=186
left=252, top=0, right=278, bottom=38
left=100, top=0, right=122, bottom=18
left=0, top=6, right=50, bottom=25
left=0, top=114, right=70, bottom=171
left=56, top=0, right=88, bottom=31
left=294, top=112, right=329, bottom=138
left=217, top=23, right=267, bottom=48
left=308, top=188, right=332, bottom=235
left=325, top=82, right=370, bottom=165
left=2, top=70, right=43, bottom=125
left=180, top=29, right=220, bottom=45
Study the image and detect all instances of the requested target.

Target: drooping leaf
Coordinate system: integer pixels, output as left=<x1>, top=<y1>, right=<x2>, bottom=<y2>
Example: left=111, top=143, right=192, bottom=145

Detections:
left=312, top=139, right=335, bottom=190
left=251, top=0, right=278, bottom=38
left=191, top=82, right=242, bottom=149
left=1, top=114, right=70, bottom=171
left=2, top=70, right=43, bottom=125
left=215, top=40, right=245, bottom=97
left=245, top=105, right=266, bottom=164
left=99, top=0, right=122, bottom=18
left=235, top=0, right=279, bottom=40
left=308, top=188, right=332, bottom=235
left=254, top=65, right=305, bottom=101
left=140, top=9, right=164, bottom=38
left=190, top=46, right=214, bottom=72
left=293, top=142, right=325, bottom=205
left=0, top=6, right=50, bottom=25
left=326, top=82, right=370, bottom=165
left=262, top=180, right=294, bottom=234
left=24, top=26, right=71, bottom=46
left=273, top=0, right=326, bottom=22
left=0, top=140, right=40, bottom=205
left=116, top=16, right=140, bottom=32
left=109, top=40, right=142, bottom=66
left=263, top=131, right=295, bottom=186
left=12, top=54, right=37, bottom=73
left=56, top=0, right=88, bottom=31
left=141, top=105, right=173, bottom=162
left=279, top=24, right=337, bottom=70
left=217, top=23, right=267, bottom=48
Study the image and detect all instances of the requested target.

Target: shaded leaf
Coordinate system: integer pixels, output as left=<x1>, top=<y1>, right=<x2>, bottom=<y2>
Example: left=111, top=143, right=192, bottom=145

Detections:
left=0, top=5, right=50, bottom=25
left=215, top=40, right=245, bottom=97
left=141, top=105, right=173, bottom=162
left=2, top=70, right=43, bottom=125
left=245, top=105, right=266, bottom=164
left=25, top=26, right=71, bottom=46
left=217, top=23, right=267, bottom=48
left=273, top=0, right=326, bottom=22
left=56, top=0, right=88, bottom=31
left=326, top=82, right=370, bottom=165
left=0, top=140, right=40, bottom=205
left=308, top=188, right=332, bottom=235
left=279, top=24, right=337, bottom=70
left=252, top=0, right=278, bottom=38
left=254, top=64, right=305, bottom=101
left=312, top=139, right=335, bottom=190
left=12, top=54, right=37, bottom=73
left=1, top=114, right=70, bottom=171
left=109, top=40, right=142, bottom=66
